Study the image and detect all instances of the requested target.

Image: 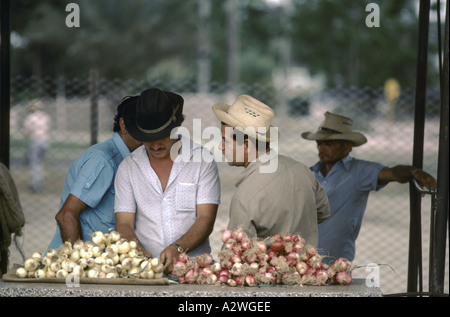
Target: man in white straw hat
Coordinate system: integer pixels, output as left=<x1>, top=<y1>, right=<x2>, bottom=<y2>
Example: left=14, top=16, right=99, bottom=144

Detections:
left=212, top=94, right=329, bottom=246
left=302, top=111, right=437, bottom=264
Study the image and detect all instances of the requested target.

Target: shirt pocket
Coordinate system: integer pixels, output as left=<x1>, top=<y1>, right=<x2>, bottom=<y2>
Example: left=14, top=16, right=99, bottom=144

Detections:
left=176, top=182, right=197, bottom=211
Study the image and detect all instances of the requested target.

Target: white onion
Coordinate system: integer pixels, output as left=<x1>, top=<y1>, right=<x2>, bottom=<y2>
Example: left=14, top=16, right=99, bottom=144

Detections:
left=92, top=231, right=104, bottom=246
left=110, top=231, right=121, bottom=243
left=24, top=258, right=38, bottom=272
left=116, top=239, right=131, bottom=254
left=15, top=267, right=27, bottom=278
left=56, top=269, right=69, bottom=279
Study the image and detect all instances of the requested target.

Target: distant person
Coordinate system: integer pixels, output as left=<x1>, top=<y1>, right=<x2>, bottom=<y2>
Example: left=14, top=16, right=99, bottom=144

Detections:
left=114, top=88, right=220, bottom=269
left=212, top=94, right=329, bottom=246
left=301, top=111, right=437, bottom=264
left=23, top=101, right=51, bottom=193
left=47, top=96, right=141, bottom=250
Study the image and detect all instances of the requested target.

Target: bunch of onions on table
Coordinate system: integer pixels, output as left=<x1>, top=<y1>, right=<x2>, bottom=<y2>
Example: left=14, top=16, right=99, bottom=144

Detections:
left=170, top=228, right=355, bottom=287
left=15, top=231, right=164, bottom=280
left=326, top=257, right=355, bottom=285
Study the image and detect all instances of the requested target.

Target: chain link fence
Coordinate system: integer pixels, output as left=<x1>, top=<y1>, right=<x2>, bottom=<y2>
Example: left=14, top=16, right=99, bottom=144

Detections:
left=7, top=75, right=447, bottom=295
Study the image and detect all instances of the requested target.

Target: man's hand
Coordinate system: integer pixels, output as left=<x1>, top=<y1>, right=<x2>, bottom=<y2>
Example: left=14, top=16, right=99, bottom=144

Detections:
left=160, top=244, right=180, bottom=271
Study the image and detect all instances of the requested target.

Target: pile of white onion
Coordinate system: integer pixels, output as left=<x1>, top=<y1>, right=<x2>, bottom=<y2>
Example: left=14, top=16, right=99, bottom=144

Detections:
left=15, top=231, right=164, bottom=280
left=170, top=229, right=354, bottom=286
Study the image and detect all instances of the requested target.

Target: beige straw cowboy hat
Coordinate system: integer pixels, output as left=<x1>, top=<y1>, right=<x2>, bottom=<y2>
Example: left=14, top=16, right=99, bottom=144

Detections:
left=212, top=94, right=279, bottom=142
left=301, top=111, right=367, bottom=147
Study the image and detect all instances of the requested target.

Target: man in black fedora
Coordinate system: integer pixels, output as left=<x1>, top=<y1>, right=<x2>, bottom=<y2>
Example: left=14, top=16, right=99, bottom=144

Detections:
left=114, top=88, right=220, bottom=270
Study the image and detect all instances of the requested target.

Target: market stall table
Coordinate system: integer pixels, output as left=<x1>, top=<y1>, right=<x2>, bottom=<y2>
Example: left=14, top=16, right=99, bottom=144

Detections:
left=0, top=277, right=381, bottom=297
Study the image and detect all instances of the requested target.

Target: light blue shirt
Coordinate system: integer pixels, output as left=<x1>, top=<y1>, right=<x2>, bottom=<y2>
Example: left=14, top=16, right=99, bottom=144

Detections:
left=311, top=155, right=385, bottom=264
left=47, top=133, right=131, bottom=250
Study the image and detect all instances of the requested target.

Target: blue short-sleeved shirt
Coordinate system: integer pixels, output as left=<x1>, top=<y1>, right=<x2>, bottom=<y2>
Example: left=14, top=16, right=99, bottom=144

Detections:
left=311, top=155, right=385, bottom=264
left=47, top=133, right=130, bottom=250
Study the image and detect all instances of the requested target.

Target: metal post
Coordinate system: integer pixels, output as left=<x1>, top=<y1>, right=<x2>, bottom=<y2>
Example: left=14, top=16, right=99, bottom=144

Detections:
left=90, top=70, right=99, bottom=146
left=407, top=0, right=430, bottom=294
left=431, top=0, right=449, bottom=296
left=0, top=0, right=11, bottom=167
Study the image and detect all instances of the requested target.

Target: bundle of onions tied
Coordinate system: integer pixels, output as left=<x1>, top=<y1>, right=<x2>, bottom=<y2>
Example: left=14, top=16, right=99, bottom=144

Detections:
left=15, top=231, right=164, bottom=280
left=170, top=228, right=354, bottom=286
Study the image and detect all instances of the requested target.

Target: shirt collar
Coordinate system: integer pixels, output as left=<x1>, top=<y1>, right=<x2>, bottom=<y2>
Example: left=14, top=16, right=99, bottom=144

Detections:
left=234, top=150, right=278, bottom=187
left=311, top=154, right=353, bottom=175
left=112, top=132, right=131, bottom=160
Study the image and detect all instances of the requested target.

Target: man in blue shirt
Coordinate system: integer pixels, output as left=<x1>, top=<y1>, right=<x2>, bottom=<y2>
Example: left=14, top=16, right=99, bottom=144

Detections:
left=47, top=96, right=142, bottom=250
left=302, top=111, right=437, bottom=264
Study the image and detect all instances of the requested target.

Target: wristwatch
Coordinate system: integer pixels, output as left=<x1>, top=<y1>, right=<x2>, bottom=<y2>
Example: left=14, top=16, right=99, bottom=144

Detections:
left=171, top=243, right=184, bottom=254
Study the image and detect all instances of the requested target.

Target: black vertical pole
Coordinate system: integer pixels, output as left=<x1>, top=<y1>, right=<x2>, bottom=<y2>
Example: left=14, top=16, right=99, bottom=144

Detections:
left=408, top=0, right=430, bottom=294
left=431, top=0, right=449, bottom=296
left=0, top=0, right=11, bottom=168
left=90, top=69, right=99, bottom=146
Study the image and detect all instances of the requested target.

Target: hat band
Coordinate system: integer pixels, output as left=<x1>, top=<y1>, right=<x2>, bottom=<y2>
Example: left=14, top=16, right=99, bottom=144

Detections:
left=319, top=126, right=342, bottom=134
left=137, top=104, right=180, bottom=134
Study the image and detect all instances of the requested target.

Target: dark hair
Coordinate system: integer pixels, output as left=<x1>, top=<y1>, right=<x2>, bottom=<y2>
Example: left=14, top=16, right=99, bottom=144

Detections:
left=113, top=96, right=138, bottom=132
left=229, top=125, right=271, bottom=152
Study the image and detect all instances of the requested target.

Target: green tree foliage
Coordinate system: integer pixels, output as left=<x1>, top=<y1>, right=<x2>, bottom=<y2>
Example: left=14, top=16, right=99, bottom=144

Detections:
left=9, top=0, right=442, bottom=89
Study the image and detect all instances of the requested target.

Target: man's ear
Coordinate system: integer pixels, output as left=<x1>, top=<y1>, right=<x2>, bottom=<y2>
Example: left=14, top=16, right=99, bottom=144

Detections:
left=119, top=117, right=127, bottom=133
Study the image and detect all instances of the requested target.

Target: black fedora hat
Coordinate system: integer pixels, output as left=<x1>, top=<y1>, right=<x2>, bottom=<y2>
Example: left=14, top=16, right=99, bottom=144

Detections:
left=126, top=88, right=184, bottom=142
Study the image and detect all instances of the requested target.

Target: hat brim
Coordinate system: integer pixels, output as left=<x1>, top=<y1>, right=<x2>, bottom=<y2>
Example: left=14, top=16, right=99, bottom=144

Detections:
left=212, top=103, right=280, bottom=142
left=126, top=92, right=184, bottom=142
left=301, top=130, right=367, bottom=147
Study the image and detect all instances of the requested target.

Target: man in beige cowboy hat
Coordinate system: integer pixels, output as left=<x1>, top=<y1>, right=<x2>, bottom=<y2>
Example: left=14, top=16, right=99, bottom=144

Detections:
left=302, top=111, right=437, bottom=264
left=212, top=95, right=329, bottom=246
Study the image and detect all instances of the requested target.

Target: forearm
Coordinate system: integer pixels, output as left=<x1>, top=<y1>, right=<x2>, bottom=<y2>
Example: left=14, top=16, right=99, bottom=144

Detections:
left=160, top=204, right=217, bottom=269
left=174, top=214, right=216, bottom=253
left=115, top=212, right=151, bottom=257
left=55, top=210, right=82, bottom=244
left=55, top=194, right=86, bottom=244
left=378, top=165, right=437, bottom=190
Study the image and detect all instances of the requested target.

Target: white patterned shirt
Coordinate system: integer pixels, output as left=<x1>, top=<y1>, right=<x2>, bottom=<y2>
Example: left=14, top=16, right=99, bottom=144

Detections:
left=114, top=139, right=220, bottom=257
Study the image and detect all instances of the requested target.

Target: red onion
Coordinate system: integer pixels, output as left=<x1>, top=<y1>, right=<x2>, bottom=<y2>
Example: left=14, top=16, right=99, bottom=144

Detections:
left=171, top=261, right=188, bottom=277
left=219, top=274, right=229, bottom=284
left=177, top=253, right=189, bottom=263
left=231, top=262, right=243, bottom=275
left=333, top=257, right=349, bottom=272
left=305, top=245, right=317, bottom=258
left=283, top=233, right=292, bottom=242
left=240, top=239, right=252, bottom=251
left=293, top=242, right=304, bottom=253
left=244, top=275, right=257, bottom=286
left=196, top=253, right=213, bottom=268
left=285, top=252, right=299, bottom=266
left=256, top=241, right=267, bottom=253
left=206, top=274, right=218, bottom=285
left=295, top=261, right=308, bottom=275
left=234, top=276, right=245, bottom=286
left=335, top=271, right=352, bottom=285
left=267, top=250, right=278, bottom=260
left=315, top=269, right=328, bottom=285
left=202, top=267, right=214, bottom=277
left=232, top=229, right=246, bottom=242
left=244, top=252, right=258, bottom=264
left=270, top=240, right=284, bottom=254
left=221, top=229, right=233, bottom=243
left=210, top=262, right=222, bottom=273
left=184, top=268, right=199, bottom=284
left=227, top=278, right=237, bottom=287
left=219, top=269, right=231, bottom=279
left=230, top=254, right=242, bottom=264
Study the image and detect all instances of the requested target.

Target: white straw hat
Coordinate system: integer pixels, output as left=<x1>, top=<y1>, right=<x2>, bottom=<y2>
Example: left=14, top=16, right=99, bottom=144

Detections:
left=301, top=111, right=367, bottom=146
left=212, top=94, right=279, bottom=142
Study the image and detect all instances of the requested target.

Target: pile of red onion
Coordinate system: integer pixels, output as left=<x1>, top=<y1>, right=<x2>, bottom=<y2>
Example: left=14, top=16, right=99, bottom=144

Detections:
left=170, top=229, right=354, bottom=286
